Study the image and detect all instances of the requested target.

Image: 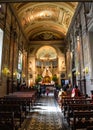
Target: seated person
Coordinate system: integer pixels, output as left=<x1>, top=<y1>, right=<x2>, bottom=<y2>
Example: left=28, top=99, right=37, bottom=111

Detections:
left=71, top=85, right=81, bottom=97
left=58, top=88, right=67, bottom=109
left=66, top=83, right=72, bottom=96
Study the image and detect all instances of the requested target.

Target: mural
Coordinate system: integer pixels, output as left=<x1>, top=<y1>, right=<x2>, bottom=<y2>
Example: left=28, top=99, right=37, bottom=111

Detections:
left=13, top=2, right=77, bottom=41
left=31, top=31, right=62, bottom=40
left=36, top=46, right=57, bottom=60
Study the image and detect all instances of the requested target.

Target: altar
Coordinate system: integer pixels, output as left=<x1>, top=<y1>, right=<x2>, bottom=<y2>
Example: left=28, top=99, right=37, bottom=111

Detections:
left=40, top=83, right=55, bottom=92
left=40, top=83, right=55, bottom=87
left=39, top=66, right=55, bottom=90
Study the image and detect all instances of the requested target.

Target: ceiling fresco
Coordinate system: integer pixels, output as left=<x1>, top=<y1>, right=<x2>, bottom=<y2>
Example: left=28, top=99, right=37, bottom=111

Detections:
left=36, top=46, right=57, bottom=60
left=29, top=31, right=64, bottom=41
left=13, top=2, right=78, bottom=41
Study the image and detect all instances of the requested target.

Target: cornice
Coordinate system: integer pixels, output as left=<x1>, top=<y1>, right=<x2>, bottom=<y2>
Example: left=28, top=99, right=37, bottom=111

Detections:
left=0, top=0, right=91, bottom=2
left=29, top=40, right=65, bottom=45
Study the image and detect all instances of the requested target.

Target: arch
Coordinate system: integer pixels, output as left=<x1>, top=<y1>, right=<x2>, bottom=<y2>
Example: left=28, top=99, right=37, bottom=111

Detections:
left=36, top=45, right=57, bottom=60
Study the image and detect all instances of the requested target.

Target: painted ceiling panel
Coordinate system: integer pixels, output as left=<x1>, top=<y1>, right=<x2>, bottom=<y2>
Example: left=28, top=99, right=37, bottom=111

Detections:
left=27, top=22, right=66, bottom=40
left=36, top=46, right=57, bottom=60
left=13, top=2, right=78, bottom=41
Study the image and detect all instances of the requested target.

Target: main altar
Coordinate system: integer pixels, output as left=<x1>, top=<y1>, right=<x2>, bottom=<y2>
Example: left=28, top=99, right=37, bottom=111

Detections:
left=40, top=66, right=54, bottom=85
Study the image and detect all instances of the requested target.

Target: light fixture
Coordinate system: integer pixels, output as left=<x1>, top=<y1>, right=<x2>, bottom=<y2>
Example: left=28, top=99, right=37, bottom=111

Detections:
left=82, top=68, right=85, bottom=73
left=75, top=71, right=80, bottom=76
left=82, top=67, right=89, bottom=74
left=77, top=36, right=79, bottom=41
left=85, top=67, right=89, bottom=73
left=2, top=67, right=10, bottom=76
left=13, top=70, right=18, bottom=78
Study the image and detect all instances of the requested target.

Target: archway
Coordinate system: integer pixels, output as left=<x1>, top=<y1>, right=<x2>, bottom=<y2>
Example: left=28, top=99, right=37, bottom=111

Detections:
left=36, top=46, right=57, bottom=85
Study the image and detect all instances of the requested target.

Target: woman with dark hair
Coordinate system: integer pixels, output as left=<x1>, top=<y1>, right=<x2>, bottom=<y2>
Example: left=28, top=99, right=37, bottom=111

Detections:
left=66, top=83, right=72, bottom=96
left=71, top=85, right=80, bottom=97
left=75, top=85, right=80, bottom=96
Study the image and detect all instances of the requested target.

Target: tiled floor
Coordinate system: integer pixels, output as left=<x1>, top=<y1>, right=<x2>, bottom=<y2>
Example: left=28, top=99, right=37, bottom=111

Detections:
left=19, top=92, right=69, bottom=130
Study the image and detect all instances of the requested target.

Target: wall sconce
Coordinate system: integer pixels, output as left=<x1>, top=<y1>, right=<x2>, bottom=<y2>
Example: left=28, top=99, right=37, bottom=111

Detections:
left=2, top=67, right=10, bottom=76
left=75, top=71, right=80, bottom=76
left=13, top=71, right=18, bottom=78
left=85, top=67, right=89, bottom=74
left=82, top=67, right=89, bottom=75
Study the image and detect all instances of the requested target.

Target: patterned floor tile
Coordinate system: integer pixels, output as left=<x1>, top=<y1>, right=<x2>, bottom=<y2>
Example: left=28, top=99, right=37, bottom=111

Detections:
left=19, top=93, right=69, bottom=130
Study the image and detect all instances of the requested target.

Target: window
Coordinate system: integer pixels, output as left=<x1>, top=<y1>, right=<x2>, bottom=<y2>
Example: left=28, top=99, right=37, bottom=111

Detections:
left=0, top=28, right=3, bottom=76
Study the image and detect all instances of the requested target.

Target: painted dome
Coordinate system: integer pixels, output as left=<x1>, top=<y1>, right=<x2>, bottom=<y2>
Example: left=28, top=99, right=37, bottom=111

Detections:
left=36, top=46, right=57, bottom=60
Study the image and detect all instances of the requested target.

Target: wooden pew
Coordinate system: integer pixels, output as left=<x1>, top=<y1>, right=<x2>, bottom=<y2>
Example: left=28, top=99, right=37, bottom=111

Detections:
left=72, top=111, right=93, bottom=130
left=0, top=112, right=14, bottom=130
left=0, top=104, right=24, bottom=127
left=0, top=91, right=38, bottom=129
left=0, top=97, right=28, bottom=117
left=3, top=96, right=30, bottom=115
left=5, top=91, right=38, bottom=111
left=67, top=104, right=93, bottom=126
left=87, top=126, right=93, bottom=130
left=63, top=98, right=93, bottom=117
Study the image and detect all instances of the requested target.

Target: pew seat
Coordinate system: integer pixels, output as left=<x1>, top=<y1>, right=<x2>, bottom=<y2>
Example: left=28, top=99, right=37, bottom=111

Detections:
left=0, top=112, right=14, bottom=130
left=70, top=111, right=93, bottom=130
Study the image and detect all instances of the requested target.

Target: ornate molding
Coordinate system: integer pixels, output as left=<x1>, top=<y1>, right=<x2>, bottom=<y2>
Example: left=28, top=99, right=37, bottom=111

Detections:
left=0, top=0, right=91, bottom=2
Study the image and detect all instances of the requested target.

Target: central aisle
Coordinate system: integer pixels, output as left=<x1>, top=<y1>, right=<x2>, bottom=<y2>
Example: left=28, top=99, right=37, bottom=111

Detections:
left=20, top=92, right=68, bottom=130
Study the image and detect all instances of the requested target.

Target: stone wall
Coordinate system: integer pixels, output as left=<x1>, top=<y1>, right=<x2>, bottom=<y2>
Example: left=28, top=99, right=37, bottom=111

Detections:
left=66, top=2, right=93, bottom=96
left=0, top=3, right=27, bottom=96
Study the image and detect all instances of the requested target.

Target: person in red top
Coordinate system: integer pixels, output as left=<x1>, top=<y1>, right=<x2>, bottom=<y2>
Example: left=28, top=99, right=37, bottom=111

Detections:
left=71, top=85, right=80, bottom=97
left=74, top=85, right=80, bottom=96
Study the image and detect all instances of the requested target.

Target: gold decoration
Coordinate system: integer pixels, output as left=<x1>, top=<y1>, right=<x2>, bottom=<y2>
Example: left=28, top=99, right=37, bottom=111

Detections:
left=2, top=67, right=10, bottom=76
left=83, top=67, right=89, bottom=74
left=85, top=67, right=89, bottom=74
left=74, top=71, right=80, bottom=76
left=13, top=70, right=18, bottom=78
left=22, top=73, right=26, bottom=78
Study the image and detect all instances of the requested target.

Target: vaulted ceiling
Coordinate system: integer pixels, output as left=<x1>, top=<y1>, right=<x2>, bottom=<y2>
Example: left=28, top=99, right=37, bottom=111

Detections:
left=12, top=2, right=77, bottom=42
left=7, top=2, right=78, bottom=56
